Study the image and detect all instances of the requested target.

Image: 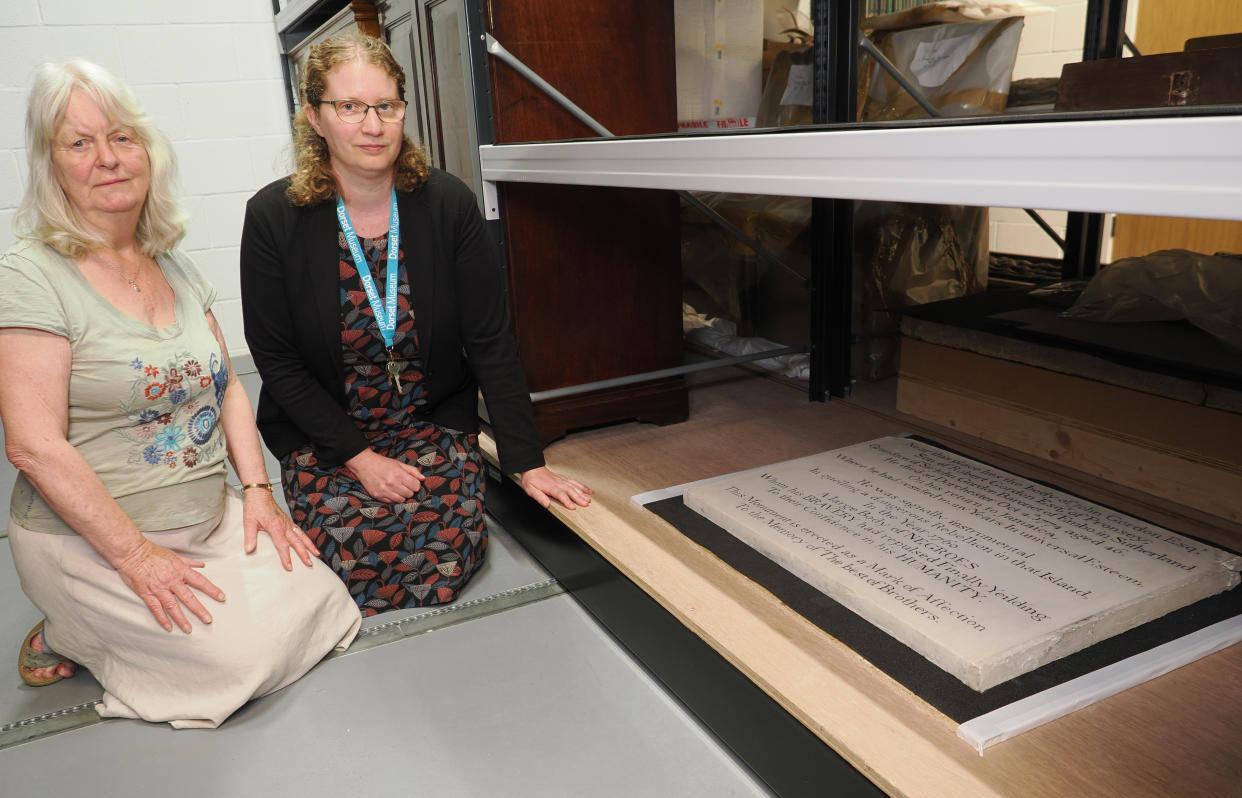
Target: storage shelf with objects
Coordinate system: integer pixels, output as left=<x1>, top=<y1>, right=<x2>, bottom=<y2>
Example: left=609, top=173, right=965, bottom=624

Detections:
left=472, top=2, right=1242, bottom=795
left=272, top=2, right=1242, bottom=796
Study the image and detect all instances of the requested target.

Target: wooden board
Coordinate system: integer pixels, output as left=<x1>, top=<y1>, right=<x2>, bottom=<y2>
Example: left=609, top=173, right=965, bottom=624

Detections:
left=898, top=338, right=1242, bottom=468
left=1111, top=215, right=1242, bottom=262
left=897, top=379, right=1242, bottom=527
left=481, top=368, right=1242, bottom=798
left=1132, top=0, right=1242, bottom=58
left=897, top=338, right=1242, bottom=528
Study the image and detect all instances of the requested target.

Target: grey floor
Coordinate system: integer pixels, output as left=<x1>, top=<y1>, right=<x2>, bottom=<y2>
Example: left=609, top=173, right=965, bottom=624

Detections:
left=0, top=368, right=775, bottom=797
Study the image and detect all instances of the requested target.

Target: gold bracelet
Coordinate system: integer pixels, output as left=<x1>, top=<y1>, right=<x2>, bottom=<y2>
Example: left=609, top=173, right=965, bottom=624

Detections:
left=241, top=482, right=274, bottom=492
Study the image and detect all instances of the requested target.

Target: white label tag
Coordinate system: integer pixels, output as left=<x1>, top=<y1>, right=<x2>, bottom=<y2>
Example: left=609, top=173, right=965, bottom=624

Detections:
left=910, top=34, right=973, bottom=87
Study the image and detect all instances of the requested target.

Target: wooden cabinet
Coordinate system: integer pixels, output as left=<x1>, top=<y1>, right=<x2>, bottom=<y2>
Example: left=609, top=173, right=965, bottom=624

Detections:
left=407, top=0, right=688, bottom=443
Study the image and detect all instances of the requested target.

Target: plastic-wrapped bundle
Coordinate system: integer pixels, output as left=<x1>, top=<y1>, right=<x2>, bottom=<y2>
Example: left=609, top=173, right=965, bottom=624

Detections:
left=1062, top=250, right=1242, bottom=351
left=854, top=202, right=990, bottom=379
left=860, top=13, right=1025, bottom=120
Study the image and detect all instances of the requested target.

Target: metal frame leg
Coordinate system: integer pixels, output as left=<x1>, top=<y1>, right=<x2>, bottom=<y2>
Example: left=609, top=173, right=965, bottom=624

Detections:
left=810, top=0, right=859, bottom=401
left=1063, top=0, right=1129, bottom=278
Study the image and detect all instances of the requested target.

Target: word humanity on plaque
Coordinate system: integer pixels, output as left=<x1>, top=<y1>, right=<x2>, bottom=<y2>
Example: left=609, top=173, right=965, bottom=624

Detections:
left=682, top=436, right=1241, bottom=690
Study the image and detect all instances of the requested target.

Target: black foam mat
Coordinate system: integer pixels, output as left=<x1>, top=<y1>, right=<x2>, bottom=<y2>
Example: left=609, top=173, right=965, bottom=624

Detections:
left=643, top=496, right=1242, bottom=723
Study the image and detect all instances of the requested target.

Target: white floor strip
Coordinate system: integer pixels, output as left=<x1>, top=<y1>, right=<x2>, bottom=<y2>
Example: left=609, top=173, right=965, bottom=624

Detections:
left=958, top=614, right=1242, bottom=754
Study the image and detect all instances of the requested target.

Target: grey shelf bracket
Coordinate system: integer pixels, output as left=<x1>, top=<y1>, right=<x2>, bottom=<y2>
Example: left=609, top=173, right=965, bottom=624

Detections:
left=529, top=346, right=809, bottom=403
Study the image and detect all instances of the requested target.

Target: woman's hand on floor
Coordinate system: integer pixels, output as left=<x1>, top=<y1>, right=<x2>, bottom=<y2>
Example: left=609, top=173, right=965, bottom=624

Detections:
left=520, top=466, right=594, bottom=510
left=242, top=487, right=318, bottom=570
left=343, top=448, right=424, bottom=503
left=113, top=539, right=226, bottom=633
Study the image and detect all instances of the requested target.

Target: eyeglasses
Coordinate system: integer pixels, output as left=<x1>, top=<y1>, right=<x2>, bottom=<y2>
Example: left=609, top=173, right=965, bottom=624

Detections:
left=318, top=98, right=407, bottom=124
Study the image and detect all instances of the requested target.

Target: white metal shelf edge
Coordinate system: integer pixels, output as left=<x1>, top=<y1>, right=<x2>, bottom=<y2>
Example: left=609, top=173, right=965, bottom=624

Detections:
left=479, top=116, right=1242, bottom=221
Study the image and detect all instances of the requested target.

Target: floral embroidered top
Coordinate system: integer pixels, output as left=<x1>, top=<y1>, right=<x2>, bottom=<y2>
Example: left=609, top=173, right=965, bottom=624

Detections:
left=0, top=240, right=228, bottom=535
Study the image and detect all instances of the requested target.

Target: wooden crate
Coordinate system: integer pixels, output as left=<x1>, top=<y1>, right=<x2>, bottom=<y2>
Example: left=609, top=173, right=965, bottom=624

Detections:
left=1055, top=47, right=1242, bottom=111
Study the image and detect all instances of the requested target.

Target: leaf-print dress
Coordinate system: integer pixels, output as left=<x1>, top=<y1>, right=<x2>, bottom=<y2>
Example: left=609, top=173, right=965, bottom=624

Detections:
left=280, top=232, right=486, bottom=615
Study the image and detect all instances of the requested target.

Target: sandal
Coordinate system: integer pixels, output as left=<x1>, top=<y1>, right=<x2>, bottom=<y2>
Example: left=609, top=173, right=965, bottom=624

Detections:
left=19, top=620, right=74, bottom=687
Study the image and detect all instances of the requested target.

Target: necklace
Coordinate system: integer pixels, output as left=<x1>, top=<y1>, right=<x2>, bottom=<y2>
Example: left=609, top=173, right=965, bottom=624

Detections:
left=97, top=255, right=142, bottom=293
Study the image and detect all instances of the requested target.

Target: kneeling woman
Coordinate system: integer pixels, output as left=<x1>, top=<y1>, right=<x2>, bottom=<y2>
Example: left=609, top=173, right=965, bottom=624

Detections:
left=240, top=33, right=591, bottom=615
left=1, top=61, right=360, bottom=727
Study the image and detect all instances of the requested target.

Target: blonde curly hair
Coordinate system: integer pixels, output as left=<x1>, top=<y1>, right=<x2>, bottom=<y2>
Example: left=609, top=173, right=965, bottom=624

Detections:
left=287, top=32, right=429, bottom=207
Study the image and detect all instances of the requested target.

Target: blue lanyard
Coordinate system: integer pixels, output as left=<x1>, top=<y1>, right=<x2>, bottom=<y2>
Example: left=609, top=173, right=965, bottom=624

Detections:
left=336, top=190, right=400, bottom=349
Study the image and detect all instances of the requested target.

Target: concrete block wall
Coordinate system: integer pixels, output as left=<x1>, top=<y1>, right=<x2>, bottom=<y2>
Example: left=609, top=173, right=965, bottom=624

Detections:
left=0, top=1, right=292, bottom=355
left=0, top=2, right=295, bottom=525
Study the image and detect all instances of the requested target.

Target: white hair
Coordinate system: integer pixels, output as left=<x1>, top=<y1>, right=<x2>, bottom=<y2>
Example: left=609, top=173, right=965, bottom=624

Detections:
left=14, top=60, right=187, bottom=258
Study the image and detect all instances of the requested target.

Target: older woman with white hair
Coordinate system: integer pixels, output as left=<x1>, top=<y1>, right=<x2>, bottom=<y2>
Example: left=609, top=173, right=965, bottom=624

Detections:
left=0, top=60, right=360, bottom=728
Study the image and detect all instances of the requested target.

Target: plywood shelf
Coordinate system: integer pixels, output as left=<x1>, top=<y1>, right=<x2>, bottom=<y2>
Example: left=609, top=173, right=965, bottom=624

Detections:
left=481, top=367, right=1242, bottom=798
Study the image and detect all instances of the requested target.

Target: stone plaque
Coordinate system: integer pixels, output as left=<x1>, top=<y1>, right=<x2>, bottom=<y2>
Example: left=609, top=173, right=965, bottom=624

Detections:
left=682, top=436, right=1241, bottom=691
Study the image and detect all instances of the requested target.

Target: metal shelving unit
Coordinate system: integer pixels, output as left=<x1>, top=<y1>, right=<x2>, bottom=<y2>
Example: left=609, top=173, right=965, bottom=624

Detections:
left=477, top=0, right=1242, bottom=399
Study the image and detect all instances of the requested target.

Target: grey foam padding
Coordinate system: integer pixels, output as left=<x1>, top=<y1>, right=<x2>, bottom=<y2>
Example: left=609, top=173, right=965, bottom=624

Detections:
left=0, top=516, right=549, bottom=729
left=0, top=594, right=773, bottom=798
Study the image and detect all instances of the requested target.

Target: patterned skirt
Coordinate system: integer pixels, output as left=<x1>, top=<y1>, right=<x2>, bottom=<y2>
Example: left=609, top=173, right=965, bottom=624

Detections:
left=281, top=423, right=487, bottom=616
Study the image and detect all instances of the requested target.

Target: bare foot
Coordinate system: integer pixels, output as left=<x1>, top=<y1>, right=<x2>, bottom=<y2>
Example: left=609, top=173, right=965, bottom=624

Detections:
left=26, top=631, right=77, bottom=681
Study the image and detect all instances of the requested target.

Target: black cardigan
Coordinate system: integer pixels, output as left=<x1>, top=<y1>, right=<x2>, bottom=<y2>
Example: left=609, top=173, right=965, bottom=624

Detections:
left=239, top=169, right=544, bottom=475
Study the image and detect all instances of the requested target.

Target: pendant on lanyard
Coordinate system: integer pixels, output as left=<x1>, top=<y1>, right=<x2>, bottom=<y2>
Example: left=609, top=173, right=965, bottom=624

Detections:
left=337, top=190, right=404, bottom=394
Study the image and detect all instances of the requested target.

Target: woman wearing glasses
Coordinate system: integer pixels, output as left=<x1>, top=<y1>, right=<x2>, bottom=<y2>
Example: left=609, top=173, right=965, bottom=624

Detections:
left=240, top=33, right=591, bottom=615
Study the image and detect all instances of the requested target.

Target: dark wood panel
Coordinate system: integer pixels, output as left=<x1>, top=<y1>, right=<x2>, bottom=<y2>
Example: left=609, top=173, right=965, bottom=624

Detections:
left=532, top=378, right=689, bottom=446
left=487, top=0, right=677, bottom=140
left=501, top=182, right=683, bottom=391
left=482, top=1, right=686, bottom=438
left=1055, top=47, right=1242, bottom=111
left=1185, top=32, right=1242, bottom=52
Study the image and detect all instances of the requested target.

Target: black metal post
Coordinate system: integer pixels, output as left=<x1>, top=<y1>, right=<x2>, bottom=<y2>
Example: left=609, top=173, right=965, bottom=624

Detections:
left=1063, top=0, right=1128, bottom=279
left=1061, top=213, right=1107, bottom=281
left=1082, top=0, right=1127, bottom=61
left=465, top=0, right=496, bottom=148
left=810, top=0, right=859, bottom=401
left=464, top=0, right=512, bottom=303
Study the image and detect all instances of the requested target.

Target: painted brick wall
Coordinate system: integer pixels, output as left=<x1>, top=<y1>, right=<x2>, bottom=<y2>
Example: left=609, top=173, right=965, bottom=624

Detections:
left=0, top=1, right=291, bottom=355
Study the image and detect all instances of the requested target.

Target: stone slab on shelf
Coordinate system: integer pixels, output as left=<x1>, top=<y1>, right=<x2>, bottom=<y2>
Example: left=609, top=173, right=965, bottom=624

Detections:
left=683, top=436, right=1241, bottom=691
